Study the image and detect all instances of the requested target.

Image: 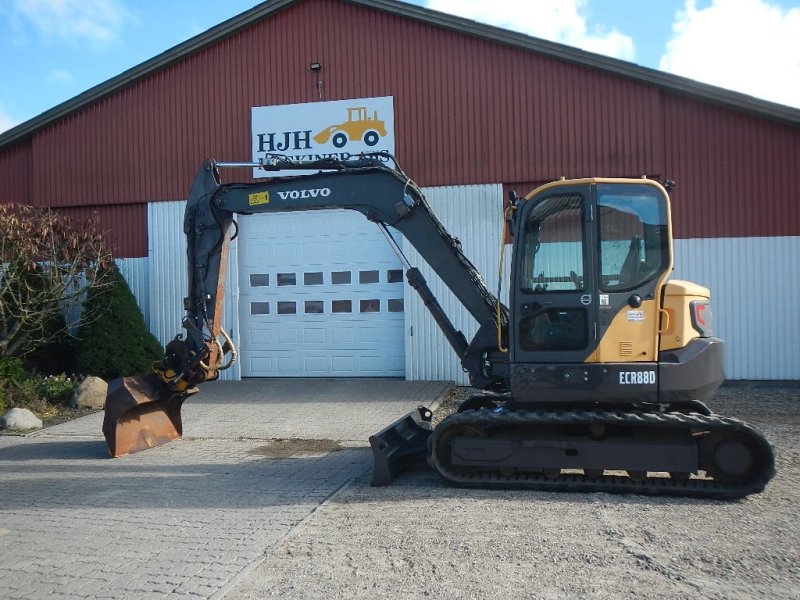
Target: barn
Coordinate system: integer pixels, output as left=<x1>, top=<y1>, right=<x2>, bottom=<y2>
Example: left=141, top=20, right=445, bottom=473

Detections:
left=1, top=0, right=798, bottom=383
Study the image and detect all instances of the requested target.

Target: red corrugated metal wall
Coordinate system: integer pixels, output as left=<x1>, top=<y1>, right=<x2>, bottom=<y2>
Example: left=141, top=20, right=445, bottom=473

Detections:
left=54, top=204, right=148, bottom=257
left=2, top=0, right=798, bottom=257
left=0, top=143, right=32, bottom=202
left=663, top=94, right=800, bottom=238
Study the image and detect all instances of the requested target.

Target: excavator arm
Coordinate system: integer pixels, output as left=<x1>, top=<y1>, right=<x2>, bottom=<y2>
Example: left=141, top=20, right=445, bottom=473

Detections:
left=104, top=154, right=508, bottom=459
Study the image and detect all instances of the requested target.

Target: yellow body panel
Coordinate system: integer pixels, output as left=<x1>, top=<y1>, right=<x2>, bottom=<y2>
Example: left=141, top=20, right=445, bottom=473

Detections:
left=587, top=299, right=660, bottom=363
left=659, top=280, right=709, bottom=351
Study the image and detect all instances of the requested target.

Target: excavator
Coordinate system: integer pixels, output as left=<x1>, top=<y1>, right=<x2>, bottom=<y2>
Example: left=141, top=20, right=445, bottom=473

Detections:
left=103, top=153, right=774, bottom=499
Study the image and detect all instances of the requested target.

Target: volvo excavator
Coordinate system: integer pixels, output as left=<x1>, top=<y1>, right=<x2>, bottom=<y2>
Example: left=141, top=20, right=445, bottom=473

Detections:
left=103, top=153, right=774, bottom=499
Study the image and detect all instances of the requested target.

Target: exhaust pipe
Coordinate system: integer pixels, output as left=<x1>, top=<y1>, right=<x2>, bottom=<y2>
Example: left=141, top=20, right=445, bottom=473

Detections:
left=369, top=406, right=433, bottom=486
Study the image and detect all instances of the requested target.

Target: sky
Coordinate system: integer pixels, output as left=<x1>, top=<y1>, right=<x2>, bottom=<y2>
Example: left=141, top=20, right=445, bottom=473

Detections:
left=0, top=0, right=798, bottom=135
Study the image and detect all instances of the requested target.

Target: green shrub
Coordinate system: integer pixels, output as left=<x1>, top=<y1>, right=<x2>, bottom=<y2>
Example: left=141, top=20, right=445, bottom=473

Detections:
left=0, top=356, right=28, bottom=384
left=23, top=313, right=79, bottom=376
left=35, top=374, right=76, bottom=405
left=0, top=357, right=74, bottom=413
left=76, top=265, right=163, bottom=380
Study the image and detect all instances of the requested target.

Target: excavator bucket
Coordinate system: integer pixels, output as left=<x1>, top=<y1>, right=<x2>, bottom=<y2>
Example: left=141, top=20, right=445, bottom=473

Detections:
left=369, top=405, right=433, bottom=486
left=102, top=375, right=191, bottom=457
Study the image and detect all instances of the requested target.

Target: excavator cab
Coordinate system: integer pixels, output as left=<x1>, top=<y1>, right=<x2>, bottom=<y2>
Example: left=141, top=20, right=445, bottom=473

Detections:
left=507, top=179, right=723, bottom=406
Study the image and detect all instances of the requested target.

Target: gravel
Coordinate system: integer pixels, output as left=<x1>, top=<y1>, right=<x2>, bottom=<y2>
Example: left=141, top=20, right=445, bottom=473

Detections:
left=226, top=386, right=799, bottom=600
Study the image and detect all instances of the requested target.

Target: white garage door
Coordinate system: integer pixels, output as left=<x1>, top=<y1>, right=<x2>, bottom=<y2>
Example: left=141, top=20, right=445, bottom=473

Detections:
left=238, top=209, right=405, bottom=377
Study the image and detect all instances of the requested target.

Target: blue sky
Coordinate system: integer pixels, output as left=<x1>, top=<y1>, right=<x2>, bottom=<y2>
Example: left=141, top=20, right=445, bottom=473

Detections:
left=1, top=0, right=798, bottom=134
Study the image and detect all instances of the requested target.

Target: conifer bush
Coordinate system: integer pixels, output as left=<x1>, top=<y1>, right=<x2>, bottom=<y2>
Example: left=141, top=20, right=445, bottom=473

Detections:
left=76, top=266, right=163, bottom=380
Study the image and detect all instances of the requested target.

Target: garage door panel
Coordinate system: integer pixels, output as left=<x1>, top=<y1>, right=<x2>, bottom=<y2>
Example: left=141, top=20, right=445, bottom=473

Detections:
left=303, top=356, right=327, bottom=373
left=331, top=327, right=355, bottom=344
left=278, top=355, right=300, bottom=373
left=276, top=327, right=300, bottom=345
left=301, top=241, right=330, bottom=261
left=239, top=209, right=405, bottom=377
left=303, top=328, right=326, bottom=344
left=358, top=323, right=403, bottom=344
left=274, top=245, right=300, bottom=264
left=360, top=354, right=402, bottom=372
left=331, top=355, right=357, bottom=373
left=243, top=350, right=405, bottom=378
left=251, top=356, right=274, bottom=373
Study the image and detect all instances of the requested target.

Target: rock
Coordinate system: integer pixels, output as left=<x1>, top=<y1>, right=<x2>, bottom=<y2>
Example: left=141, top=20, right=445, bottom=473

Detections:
left=1, top=408, right=43, bottom=431
left=71, top=376, right=108, bottom=409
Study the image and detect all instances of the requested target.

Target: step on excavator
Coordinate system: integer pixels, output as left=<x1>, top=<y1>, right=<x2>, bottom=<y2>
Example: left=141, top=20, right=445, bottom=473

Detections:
left=103, top=154, right=775, bottom=499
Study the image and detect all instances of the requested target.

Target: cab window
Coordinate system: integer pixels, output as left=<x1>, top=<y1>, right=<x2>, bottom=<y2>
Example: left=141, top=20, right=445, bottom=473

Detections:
left=597, top=184, right=669, bottom=292
left=519, top=194, right=585, bottom=293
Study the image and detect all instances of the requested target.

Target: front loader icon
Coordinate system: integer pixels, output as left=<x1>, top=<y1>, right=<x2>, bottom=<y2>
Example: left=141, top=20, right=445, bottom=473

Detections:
left=313, top=107, right=387, bottom=148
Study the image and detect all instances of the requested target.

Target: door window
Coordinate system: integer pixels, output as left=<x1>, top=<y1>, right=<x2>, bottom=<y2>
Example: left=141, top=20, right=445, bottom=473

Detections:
left=597, top=184, right=668, bottom=292
left=519, top=195, right=585, bottom=292
left=518, top=194, right=589, bottom=352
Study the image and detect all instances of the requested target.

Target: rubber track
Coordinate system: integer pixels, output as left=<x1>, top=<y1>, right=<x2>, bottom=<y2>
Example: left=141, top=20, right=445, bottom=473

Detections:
left=429, top=409, right=775, bottom=499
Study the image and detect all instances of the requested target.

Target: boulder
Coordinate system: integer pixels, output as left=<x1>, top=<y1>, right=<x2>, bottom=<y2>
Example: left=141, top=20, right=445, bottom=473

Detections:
left=1, top=407, right=43, bottom=431
left=71, top=376, right=108, bottom=409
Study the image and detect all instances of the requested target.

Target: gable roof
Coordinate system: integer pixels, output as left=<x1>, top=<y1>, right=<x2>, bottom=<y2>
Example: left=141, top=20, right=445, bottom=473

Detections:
left=1, top=0, right=798, bottom=149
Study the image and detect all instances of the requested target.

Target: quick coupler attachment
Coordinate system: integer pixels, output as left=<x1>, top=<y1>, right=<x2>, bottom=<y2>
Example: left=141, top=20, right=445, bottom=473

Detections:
left=369, top=405, right=434, bottom=486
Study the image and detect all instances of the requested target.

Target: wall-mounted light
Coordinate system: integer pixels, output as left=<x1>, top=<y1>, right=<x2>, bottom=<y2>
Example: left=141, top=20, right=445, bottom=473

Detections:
left=310, top=62, right=323, bottom=100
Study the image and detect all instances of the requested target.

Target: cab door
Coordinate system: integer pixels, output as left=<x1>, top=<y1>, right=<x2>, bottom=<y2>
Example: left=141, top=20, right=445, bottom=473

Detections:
left=510, top=184, right=597, bottom=366
left=592, top=182, right=671, bottom=364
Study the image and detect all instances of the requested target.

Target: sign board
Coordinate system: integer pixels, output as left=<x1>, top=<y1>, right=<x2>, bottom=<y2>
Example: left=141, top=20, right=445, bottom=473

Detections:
left=251, top=96, right=395, bottom=177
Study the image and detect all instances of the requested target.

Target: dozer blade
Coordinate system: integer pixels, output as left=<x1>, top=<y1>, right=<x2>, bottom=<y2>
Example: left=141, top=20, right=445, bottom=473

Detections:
left=369, top=406, right=433, bottom=486
left=102, top=374, right=192, bottom=457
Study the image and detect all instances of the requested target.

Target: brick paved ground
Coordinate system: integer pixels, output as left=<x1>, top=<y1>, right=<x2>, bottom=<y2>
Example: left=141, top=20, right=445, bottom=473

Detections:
left=0, top=379, right=450, bottom=600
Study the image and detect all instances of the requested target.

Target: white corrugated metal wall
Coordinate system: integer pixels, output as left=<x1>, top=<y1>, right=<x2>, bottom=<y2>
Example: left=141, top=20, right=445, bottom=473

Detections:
left=404, top=184, right=508, bottom=384
left=116, top=258, right=149, bottom=328
left=673, top=237, right=800, bottom=380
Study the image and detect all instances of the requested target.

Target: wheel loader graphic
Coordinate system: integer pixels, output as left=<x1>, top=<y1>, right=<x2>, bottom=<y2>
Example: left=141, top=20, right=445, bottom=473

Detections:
left=313, top=107, right=387, bottom=148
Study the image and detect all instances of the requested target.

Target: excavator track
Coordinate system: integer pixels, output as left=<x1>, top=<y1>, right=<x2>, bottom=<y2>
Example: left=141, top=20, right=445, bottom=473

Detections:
left=429, top=408, right=774, bottom=499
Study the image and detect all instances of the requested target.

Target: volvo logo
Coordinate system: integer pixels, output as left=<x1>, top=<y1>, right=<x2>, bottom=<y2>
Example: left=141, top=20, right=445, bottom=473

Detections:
left=580, top=294, right=592, bottom=306
left=276, top=188, right=331, bottom=200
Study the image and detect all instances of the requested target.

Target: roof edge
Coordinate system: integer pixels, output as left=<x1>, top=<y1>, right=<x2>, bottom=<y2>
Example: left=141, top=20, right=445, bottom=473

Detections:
left=1, top=0, right=798, bottom=151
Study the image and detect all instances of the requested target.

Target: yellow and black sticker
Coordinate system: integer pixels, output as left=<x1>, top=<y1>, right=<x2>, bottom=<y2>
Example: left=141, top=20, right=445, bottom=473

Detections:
left=248, top=191, right=270, bottom=206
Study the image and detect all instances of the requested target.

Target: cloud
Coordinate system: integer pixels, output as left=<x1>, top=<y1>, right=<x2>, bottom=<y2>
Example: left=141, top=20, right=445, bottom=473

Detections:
left=12, top=0, right=132, bottom=45
left=659, top=0, right=800, bottom=108
left=424, top=0, right=635, bottom=61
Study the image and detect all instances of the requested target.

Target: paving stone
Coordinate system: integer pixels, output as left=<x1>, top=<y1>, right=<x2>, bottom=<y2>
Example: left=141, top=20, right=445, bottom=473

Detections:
left=0, top=379, right=449, bottom=600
